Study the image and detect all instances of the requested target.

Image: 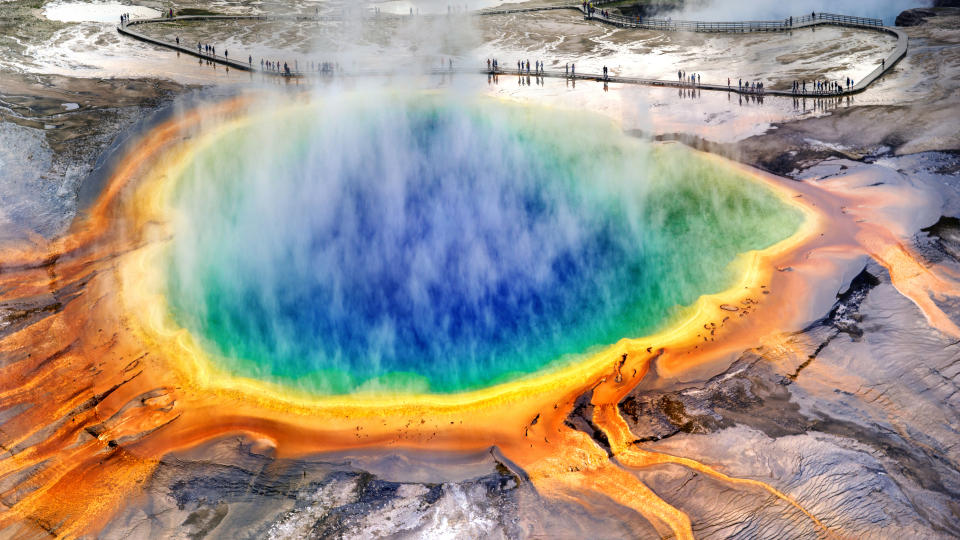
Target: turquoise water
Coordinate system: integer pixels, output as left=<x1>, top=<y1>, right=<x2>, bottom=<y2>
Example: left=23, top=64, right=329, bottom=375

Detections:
left=165, top=95, right=802, bottom=394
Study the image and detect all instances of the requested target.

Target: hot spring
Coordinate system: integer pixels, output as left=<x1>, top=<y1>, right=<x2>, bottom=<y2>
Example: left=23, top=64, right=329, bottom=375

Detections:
left=160, top=93, right=803, bottom=395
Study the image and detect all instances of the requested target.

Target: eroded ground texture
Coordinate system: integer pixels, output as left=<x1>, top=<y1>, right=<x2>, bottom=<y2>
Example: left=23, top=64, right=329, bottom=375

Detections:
left=1, top=0, right=959, bottom=538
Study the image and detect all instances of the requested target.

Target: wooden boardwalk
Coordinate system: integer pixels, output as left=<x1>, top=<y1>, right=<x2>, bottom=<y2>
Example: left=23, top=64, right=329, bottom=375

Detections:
left=117, top=8, right=907, bottom=98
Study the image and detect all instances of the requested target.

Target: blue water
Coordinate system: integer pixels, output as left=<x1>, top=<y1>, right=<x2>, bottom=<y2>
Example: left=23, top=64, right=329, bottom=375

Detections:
left=165, top=97, right=802, bottom=394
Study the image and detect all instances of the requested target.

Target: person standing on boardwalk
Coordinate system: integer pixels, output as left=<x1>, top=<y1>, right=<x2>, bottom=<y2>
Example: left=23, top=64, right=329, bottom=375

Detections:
left=571, top=63, right=575, bottom=78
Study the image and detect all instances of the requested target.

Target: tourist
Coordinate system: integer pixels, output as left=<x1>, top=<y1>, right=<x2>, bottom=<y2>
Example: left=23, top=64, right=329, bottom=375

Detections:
left=603, top=65, right=608, bottom=80
left=571, top=63, right=575, bottom=77
left=248, top=55, right=252, bottom=66
left=697, top=73, right=700, bottom=85
left=175, top=36, right=179, bottom=46
left=224, top=50, right=228, bottom=60
left=678, top=70, right=682, bottom=83
left=487, top=58, right=491, bottom=72
left=566, top=63, right=570, bottom=77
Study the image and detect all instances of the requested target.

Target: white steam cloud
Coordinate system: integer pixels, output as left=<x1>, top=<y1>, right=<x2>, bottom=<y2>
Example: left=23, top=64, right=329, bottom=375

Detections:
left=670, top=0, right=931, bottom=24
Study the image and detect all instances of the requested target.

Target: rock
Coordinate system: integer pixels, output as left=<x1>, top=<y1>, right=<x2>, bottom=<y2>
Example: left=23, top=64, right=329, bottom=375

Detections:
left=618, top=261, right=960, bottom=538
left=934, top=0, right=960, bottom=7
left=98, top=437, right=648, bottom=539
left=896, top=8, right=937, bottom=26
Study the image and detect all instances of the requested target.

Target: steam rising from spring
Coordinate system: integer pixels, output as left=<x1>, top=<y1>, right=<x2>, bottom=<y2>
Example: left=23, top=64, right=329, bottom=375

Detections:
left=162, top=91, right=802, bottom=395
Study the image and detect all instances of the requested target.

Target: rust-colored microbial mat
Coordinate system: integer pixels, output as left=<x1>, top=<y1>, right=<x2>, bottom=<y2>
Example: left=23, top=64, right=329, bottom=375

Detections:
left=1, top=92, right=940, bottom=539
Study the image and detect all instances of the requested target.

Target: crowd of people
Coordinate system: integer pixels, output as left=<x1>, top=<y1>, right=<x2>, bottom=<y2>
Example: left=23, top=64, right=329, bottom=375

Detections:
left=677, top=70, right=701, bottom=86
left=672, top=69, right=859, bottom=97
left=485, top=58, right=549, bottom=76
left=791, top=77, right=855, bottom=95
left=515, top=59, right=545, bottom=75
left=582, top=2, right=611, bottom=19
left=188, top=34, right=352, bottom=77
left=738, top=79, right=765, bottom=94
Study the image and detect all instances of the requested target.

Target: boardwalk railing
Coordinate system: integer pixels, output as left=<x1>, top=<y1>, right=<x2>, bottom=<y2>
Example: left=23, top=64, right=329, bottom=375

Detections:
left=584, top=10, right=882, bottom=33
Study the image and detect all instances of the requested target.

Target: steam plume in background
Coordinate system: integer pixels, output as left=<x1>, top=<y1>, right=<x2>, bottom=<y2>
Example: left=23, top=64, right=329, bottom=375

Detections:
left=247, top=0, right=484, bottom=77
left=668, top=0, right=931, bottom=24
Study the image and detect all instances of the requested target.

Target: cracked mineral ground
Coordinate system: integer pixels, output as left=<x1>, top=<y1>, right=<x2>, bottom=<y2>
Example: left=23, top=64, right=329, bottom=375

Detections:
left=1, top=0, right=959, bottom=539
